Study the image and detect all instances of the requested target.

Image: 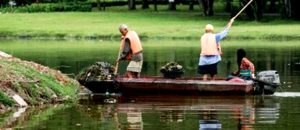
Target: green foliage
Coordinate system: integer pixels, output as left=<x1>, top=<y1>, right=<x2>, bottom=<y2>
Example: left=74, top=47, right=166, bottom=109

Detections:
left=0, top=2, right=92, bottom=13
left=60, top=0, right=89, bottom=2
left=0, top=91, right=15, bottom=106
left=1, top=0, right=89, bottom=6
left=0, top=57, right=80, bottom=106
left=12, top=61, right=78, bottom=99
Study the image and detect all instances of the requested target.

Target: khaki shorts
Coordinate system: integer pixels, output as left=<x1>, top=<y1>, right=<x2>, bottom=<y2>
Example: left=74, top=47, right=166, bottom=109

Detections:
left=127, top=61, right=143, bottom=73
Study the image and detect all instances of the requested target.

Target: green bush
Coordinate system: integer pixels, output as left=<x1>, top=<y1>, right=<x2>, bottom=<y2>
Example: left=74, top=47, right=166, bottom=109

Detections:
left=60, top=0, right=88, bottom=2
left=1, top=0, right=89, bottom=5
left=0, top=2, right=92, bottom=13
left=0, top=91, right=14, bottom=106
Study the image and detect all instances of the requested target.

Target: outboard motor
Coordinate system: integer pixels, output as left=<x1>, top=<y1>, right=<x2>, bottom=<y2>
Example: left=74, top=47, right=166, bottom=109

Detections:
left=254, top=70, right=280, bottom=95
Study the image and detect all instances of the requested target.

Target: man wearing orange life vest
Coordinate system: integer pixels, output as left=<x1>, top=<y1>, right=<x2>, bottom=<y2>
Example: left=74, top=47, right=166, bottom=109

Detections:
left=198, top=19, right=234, bottom=80
left=118, top=24, right=143, bottom=78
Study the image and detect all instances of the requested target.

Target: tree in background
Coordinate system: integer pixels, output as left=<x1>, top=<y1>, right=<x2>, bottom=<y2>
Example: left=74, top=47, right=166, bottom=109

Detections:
left=142, top=0, right=149, bottom=9
left=128, top=0, right=136, bottom=10
left=1, top=0, right=299, bottom=20
left=282, top=0, right=300, bottom=20
left=239, top=0, right=264, bottom=20
left=268, top=0, right=277, bottom=13
left=2, top=0, right=88, bottom=6
left=168, top=0, right=176, bottom=10
left=225, top=0, right=232, bottom=13
left=14, top=0, right=33, bottom=5
left=0, top=0, right=10, bottom=7
left=201, top=0, right=214, bottom=16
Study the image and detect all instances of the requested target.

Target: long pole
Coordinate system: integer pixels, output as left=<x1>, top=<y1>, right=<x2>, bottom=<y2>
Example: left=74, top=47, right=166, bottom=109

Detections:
left=232, top=0, right=254, bottom=20
left=114, top=49, right=121, bottom=75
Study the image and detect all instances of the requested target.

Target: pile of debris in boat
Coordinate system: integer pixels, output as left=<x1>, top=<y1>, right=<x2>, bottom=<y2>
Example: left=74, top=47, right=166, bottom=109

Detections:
left=160, top=62, right=184, bottom=79
left=76, top=61, right=115, bottom=84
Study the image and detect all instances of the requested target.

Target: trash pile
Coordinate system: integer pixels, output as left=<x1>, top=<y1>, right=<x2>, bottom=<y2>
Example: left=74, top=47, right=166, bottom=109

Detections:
left=76, top=61, right=115, bottom=84
left=160, top=62, right=184, bottom=79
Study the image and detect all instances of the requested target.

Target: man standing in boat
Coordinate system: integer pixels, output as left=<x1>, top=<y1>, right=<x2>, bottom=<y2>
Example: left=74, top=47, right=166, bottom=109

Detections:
left=118, top=24, right=143, bottom=78
left=198, top=19, right=234, bottom=80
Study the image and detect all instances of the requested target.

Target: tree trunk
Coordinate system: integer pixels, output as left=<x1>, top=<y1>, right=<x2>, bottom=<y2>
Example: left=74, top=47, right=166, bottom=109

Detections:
left=225, top=0, right=232, bottom=13
left=189, top=1, right=194, bottom=11
left=240, top=0, right=254, bottom=20
left=255, top=0, right=264, bottom=20
left=97, top=0, right=101, bottom=11
left=290, top=0, right=300, bottom=20
left=269, top=0, right=276, bottom=13
left=15, top=0, right=26, bottom=6
left=153, top=0, right=158, bottom=11
left=168, top=0, right=176, bottom=10
left=239, top=0, right=264, bottom=20
left=201, top=0, right=214, bottom=16
left=142, top=0, right=149, bottom=9
left=283, top=0, right=292, bottom=18
left=128, top=0, right=136, bottom=10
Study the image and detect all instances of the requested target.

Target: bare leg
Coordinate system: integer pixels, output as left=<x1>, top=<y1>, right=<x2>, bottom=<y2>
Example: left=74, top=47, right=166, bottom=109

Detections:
left=125, top=71, right=133, bottom=79
left=126, top=71, right=141, bottom=78
left=137, top=73, right=140, bottom=78
left=133, top=72, right=140, bottom=78
left=202, top=74, right=208, bottom=81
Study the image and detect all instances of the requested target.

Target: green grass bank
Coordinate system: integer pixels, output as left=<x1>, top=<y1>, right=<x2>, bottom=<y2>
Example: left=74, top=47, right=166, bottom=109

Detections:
left=0, top=53, right=81, bottom=110
left=0, top=11, right=299, bottom=40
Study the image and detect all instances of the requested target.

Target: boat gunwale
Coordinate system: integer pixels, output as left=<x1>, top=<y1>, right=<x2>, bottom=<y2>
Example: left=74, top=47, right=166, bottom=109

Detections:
left=89, top=76, right=254, bottom=86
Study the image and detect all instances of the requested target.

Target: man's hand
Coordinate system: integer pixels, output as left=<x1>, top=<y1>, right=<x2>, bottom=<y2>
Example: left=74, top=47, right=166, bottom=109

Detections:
left=226, top=18, right=235, bottom=29
left=219, top=51, right=223, bottom=56
left=116, top=58, right=121, bottom=62
left=231, top=71, right=238, bottom=76
left=230, top=18, right=234, bottom=23
left=251, top=74, right=256, bottom=79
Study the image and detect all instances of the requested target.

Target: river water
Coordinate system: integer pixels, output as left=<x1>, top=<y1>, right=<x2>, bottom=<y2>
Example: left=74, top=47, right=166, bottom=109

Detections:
left=1, top=39, right=300, bottom=129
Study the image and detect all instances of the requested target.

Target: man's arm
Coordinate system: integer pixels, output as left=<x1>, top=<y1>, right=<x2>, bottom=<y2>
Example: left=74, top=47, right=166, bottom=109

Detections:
left=119, top=38, right=131, bottom=60
left=215, top=28, right=229, bottom=43
left=215, top=18, right=234, bottom=43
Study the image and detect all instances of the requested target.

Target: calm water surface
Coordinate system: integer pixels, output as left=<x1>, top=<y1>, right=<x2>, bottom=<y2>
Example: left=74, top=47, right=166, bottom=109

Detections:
left=1, top=39, right=300, bottom=129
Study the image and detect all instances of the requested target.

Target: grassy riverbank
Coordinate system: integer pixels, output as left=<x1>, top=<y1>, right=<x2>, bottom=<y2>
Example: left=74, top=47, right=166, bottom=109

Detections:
left=0, top=53, right=81, bottom=109
left=0, top=12, right=299, bottom=40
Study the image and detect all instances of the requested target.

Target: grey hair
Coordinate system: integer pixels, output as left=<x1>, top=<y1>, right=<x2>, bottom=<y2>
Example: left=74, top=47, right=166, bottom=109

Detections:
left=119, top=24, right=128, bottom=30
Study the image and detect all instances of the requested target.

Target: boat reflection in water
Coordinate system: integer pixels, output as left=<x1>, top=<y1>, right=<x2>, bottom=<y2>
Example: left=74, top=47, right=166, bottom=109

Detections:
left=81, top=94, right=280, bottom=130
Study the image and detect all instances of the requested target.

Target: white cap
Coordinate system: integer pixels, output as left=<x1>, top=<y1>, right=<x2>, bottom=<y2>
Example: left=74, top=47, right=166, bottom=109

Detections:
left=119, top=24, right=128, bottom=30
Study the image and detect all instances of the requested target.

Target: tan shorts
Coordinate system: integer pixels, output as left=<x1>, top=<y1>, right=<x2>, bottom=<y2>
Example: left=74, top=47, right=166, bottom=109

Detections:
left=127, top=61, right=143, bottom=73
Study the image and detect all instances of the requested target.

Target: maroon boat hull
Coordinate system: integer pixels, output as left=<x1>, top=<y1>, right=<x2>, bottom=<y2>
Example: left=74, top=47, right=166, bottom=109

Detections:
left=82, top=77, right=256, bottom=95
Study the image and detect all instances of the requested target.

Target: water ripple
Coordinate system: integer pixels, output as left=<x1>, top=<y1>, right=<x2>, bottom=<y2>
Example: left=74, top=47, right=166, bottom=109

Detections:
left=273, top=92, right=300, bottom=97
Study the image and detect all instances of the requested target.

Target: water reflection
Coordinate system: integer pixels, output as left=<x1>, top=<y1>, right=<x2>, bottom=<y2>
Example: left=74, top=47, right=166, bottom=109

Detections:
left=3, top=93, right=300, bottom=129
left=273, top=92, right=300, bottom=97
left=79, top=95, right=280, bottom=130
left=1, top=39, right=300, bottom=129
left=199, top=111, right=221, bottom=130
left=1, top=39, right=300, bottom=92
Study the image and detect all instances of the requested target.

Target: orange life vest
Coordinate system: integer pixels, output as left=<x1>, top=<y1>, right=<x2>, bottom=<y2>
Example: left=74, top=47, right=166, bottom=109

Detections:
left=200, top=33, right=219, bottom=55
left=120, top=31, right=143, bottom=60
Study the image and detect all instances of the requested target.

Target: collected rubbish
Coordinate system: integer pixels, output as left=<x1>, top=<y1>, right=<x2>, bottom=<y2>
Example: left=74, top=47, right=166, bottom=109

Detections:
left=76, top=61, right=115, bottom=84
left=160, top=62, right=184, bottom=79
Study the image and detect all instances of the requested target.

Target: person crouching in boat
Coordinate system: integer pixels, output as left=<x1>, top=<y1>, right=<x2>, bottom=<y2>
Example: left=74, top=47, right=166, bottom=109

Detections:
left=118, top=24, right=143, bottom=78
left=232, top=48, right=255, bottom=79
left=198, top=19, right=234, bottom=80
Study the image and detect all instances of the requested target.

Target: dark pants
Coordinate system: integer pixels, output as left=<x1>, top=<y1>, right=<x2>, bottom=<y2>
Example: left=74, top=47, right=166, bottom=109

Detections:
left=198, top=62, right=218, bottom=77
